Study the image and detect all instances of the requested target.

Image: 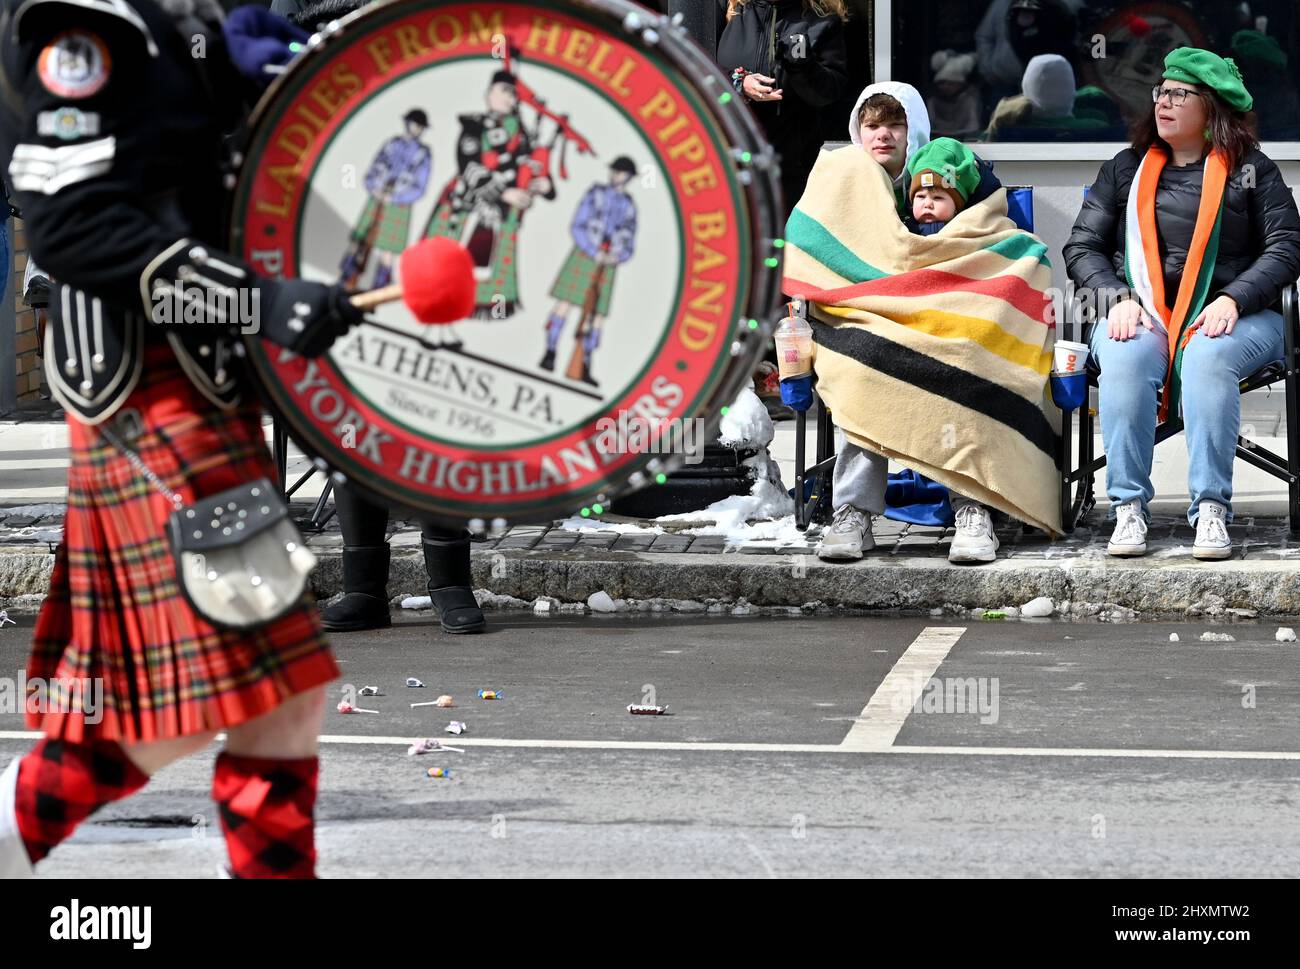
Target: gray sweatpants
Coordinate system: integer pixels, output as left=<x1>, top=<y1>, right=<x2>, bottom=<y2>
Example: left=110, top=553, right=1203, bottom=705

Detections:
left=831, top=427, right=978, bottom=516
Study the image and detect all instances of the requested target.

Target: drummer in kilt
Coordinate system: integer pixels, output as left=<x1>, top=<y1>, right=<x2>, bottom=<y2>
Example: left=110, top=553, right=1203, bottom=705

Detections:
left=539, top=157, right=639, bottom=386
left=339, top=109, right=432, bottom=290
left=0, top=0, right=365, bottom=878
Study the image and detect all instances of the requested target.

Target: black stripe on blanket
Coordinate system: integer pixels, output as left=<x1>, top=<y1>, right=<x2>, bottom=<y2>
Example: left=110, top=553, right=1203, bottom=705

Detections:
left=812, top=319, right=1059, bottom=460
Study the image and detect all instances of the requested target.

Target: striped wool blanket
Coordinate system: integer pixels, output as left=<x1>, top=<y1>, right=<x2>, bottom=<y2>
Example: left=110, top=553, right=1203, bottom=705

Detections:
left=783, top=147, right=1062, bottom=536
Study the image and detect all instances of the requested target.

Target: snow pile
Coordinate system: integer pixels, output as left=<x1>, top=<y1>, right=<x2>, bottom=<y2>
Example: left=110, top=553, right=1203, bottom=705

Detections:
left=474, top=590, right=532, bottom=610
left=718, top=385, right=774, bottom=449
left=1199, top=631, right=1236, bottom=642
left=656, top=451, right=794, bottom=542
left=1276, top=627, right=1296, bottom=643
left=400, top=595, right=432, bottom=610
left=1019, top=596, right=1054, bottom=618
left=557, top=517, right=664, bottom=535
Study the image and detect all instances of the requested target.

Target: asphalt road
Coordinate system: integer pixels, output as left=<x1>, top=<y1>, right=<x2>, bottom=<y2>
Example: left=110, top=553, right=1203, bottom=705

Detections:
left=2, top=612, right=1299, bottom=878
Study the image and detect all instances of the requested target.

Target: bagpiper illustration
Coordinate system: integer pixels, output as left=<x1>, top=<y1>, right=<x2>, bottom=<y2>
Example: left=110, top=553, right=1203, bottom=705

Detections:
left=539, top=156, right=639, bottom=387
left=340, top=109, right=432, bottom=290
left=423, top=54, right=593, bottom=330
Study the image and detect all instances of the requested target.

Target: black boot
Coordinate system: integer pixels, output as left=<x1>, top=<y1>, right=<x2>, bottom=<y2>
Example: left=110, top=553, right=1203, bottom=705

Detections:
left=538, top=349, right=556, bottom=371
left=423, top=531, right=485, bottom=634
left=321, top=545, right=392, bottom=632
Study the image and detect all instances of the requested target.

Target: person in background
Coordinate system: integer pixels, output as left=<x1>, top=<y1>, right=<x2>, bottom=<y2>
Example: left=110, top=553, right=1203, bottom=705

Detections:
left=984, top=53, right=1108, bottom=141
left=927, top=50, right=982, bottom=140
left=717, top=0, right=849, bottom=222
left=719, top=0, right=849, bottom=421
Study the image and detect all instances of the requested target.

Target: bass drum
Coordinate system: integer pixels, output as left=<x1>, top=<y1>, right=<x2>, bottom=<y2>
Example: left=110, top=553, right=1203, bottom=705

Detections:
left=231, top=0, right=784, bottom=527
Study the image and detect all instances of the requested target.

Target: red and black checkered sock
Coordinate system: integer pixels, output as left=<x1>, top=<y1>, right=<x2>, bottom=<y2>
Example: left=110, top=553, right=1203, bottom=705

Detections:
left=212, top=752, right=318, bottom=879
left=14, top=738, right=149, bottom=863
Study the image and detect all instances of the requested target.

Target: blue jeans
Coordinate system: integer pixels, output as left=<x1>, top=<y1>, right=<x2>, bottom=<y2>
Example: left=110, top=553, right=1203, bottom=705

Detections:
left=1089, top=308, right=1284, bottom=524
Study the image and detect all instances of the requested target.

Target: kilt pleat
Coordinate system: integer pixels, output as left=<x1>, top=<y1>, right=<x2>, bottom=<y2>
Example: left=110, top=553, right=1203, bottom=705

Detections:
left=28, top=344, right=338, bottom=745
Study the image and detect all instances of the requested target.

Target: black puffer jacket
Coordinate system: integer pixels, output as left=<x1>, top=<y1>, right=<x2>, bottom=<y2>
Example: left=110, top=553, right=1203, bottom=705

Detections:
left=1064, top=148, right=1300, bottom=318
left=716, top=0, right=847, bottom=215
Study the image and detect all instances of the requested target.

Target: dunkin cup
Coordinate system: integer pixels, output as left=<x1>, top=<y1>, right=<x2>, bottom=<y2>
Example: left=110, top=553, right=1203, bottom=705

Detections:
left=1053, top=339, right=1090, bottom=375
left=774, top=300, right=814, bottom=380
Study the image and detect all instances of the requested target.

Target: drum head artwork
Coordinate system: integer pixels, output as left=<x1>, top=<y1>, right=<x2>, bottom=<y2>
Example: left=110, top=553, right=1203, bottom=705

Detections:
left=231, top=0, right=782, bottom=525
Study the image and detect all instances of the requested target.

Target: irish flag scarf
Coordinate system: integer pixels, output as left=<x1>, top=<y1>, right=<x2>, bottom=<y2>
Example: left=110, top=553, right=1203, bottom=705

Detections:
left=1123, top=147, right=1230, bottom=421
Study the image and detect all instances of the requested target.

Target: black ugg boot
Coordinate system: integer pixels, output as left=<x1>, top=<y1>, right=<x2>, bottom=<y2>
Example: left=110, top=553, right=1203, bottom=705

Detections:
left=321, top=545, right=392, bottom=632
left=423, top=532, right=485, bottom=634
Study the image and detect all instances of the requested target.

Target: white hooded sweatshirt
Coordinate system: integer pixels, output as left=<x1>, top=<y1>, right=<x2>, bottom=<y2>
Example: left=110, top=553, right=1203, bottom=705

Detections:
left=847, top=82, right=932, bottom=193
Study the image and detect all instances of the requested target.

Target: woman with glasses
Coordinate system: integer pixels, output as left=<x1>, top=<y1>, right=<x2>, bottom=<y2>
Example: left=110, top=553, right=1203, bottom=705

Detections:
left=1063, top=48, right=1300, bottom=561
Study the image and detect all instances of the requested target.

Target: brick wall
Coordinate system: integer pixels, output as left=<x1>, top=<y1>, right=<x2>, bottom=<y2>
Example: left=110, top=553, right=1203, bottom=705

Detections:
left=9, top=219, right=44, bottom=402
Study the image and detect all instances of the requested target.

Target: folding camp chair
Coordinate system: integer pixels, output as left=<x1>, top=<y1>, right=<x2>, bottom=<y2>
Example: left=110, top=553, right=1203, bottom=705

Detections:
left=1058, top=280, right=1300, bottom=534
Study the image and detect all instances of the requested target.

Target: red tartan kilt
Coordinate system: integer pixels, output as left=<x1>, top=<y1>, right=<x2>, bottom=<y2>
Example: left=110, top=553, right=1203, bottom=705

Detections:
left=29, top=344, right=338, bottom=745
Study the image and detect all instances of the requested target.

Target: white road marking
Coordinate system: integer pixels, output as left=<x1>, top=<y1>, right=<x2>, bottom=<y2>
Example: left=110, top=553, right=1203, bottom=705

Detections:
left=839, top=626, right=967, bottom=752
left=2, top=729, right=1300, bottom=761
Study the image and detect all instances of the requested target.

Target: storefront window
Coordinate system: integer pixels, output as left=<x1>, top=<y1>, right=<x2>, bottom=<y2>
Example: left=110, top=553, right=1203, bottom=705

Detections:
left=893, top=1, right=1300, bottom=143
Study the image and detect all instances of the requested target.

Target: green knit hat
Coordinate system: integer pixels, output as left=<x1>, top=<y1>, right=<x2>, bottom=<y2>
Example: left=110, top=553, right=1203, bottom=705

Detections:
left=1162, top=47, right=1253, bottom=113
left=906, top=137, right=980, bottom=212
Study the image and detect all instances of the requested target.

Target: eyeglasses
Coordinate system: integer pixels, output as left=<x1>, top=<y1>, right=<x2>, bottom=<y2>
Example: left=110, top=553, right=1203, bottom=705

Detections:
left=1151, top=86, right=1205, bottom=107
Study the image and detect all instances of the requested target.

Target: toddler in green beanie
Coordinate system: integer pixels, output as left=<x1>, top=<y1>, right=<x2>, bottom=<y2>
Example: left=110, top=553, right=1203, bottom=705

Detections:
left=906, top=137, right=981, bottom=236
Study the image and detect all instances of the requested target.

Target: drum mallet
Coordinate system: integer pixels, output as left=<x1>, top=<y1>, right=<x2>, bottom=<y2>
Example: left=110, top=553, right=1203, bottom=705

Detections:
left=349, top=237, right=477, bottom=323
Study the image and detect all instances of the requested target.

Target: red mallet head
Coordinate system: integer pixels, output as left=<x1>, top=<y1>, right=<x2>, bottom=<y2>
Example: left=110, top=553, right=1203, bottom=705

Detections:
left=398, top=237, right=477, bottom=324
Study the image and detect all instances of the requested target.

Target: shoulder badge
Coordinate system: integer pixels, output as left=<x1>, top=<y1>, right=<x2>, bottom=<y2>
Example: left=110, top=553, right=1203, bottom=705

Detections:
left=37, top=30, right=112, bottom=99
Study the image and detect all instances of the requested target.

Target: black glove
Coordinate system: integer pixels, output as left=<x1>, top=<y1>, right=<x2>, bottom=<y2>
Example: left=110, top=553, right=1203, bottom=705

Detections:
left=257, top=278, right=363, bottom=358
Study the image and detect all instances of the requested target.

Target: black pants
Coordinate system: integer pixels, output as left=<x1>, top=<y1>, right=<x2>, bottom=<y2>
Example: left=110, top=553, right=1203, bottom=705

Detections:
left=332, top=481, right=467, bottom=554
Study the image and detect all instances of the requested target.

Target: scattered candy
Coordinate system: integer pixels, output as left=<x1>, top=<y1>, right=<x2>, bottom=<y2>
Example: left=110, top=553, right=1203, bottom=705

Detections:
left=426, top=767, right=451, bottom=778
left=477, top=689, right=502, bottom=700
left=337, top=701, right=378, bottom=714
left=406, top=677, right=426, bottom=688
left=407, top=739, right=465, bottom=756
left=445, top=720, right=467, bottom=735
left=1277, top=627, right=1297, bottom=643
left=358, top=686, right=382, bottom=696
left=981, top=610, right=1006, bottom=621
left=412, top=695, right=456, bottom=708
left=628, top=704, right=668, bottom=716
left=0, top=610, right=14, bottom=627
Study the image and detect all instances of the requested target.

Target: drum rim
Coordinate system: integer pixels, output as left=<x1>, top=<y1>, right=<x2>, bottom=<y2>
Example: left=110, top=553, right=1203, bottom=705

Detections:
left=231, top=0, right=786, bottom=527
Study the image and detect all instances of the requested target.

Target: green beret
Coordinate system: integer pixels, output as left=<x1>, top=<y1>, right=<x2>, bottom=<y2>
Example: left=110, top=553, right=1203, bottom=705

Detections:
left=906, top=137, right=981, bottom=210
left=1162, top=47, right=1253, bottom=113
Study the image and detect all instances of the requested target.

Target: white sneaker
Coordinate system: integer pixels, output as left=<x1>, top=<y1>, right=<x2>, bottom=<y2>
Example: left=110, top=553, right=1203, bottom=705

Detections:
left=1193, top=501, right=1232, bottom=560
left=817, top=505, right=874, bottom=560
left=1106, top=498, right=1148, bottom=557
left=948, top=504, right=999, bottom=563
left=0, top=759, right=34, bottom=879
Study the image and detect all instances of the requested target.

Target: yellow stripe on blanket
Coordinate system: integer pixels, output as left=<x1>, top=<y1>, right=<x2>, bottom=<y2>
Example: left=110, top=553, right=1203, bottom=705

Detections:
left=818, top=304, right=1053, bottom=376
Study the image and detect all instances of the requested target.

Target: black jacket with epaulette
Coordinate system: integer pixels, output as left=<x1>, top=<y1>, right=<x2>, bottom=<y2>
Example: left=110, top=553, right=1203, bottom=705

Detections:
left=0, top=0, right=260, bottom=423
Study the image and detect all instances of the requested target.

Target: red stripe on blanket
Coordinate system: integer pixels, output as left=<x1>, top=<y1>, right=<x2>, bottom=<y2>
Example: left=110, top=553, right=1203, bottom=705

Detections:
left=783, top=270, right=1052, bottom=325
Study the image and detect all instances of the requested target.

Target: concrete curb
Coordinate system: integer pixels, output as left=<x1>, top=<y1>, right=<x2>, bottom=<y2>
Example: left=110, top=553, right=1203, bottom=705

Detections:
left=6, top=545, right=1299, bottom=618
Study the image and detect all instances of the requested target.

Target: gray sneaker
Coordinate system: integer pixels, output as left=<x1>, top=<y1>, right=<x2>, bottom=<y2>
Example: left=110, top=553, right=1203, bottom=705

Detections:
left=948, top=504, right=999, bottom=563
left=1193, top=500, right=1232, bottom=560
left=818, top=505, right=874, bottom=560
